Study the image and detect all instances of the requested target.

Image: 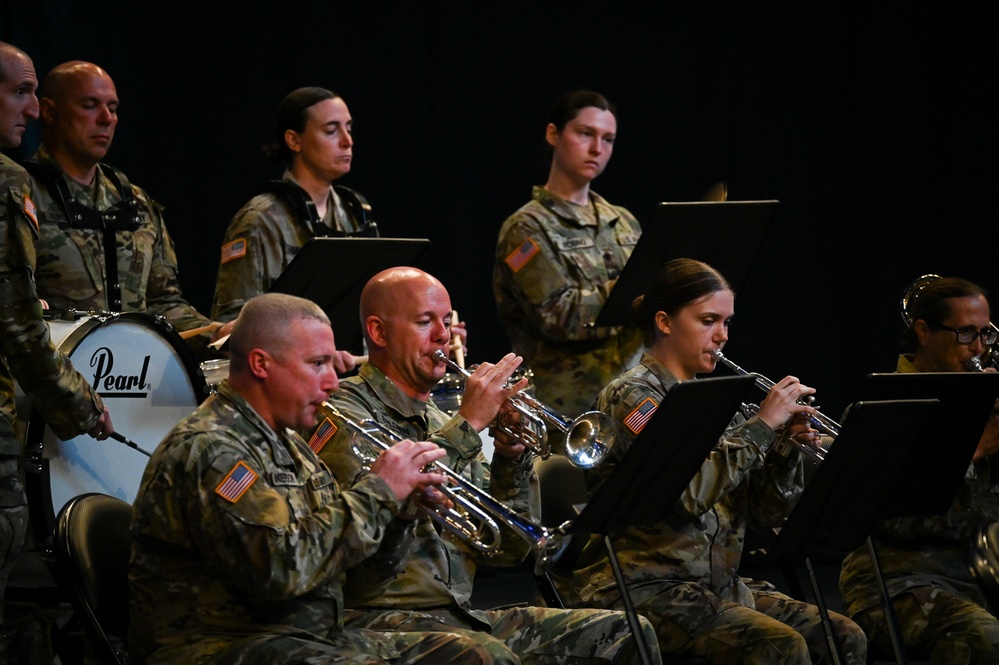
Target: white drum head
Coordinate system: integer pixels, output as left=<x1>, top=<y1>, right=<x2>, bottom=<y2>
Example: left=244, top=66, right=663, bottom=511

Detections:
left=24, top=313, right=204, bottom=531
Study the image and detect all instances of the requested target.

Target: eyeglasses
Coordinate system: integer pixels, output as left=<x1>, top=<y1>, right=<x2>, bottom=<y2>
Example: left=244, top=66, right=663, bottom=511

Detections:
left=930, top=323, right=999, bottom=346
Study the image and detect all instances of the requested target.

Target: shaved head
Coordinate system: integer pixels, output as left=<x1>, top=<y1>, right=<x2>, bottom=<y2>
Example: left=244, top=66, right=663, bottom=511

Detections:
left=39, top=61, right=111, bottom=103
left=360, top=267, right=446, bottom=328
left=360, top=267, right=454, bottom=398
left=230, top=293, right=330, bottom=371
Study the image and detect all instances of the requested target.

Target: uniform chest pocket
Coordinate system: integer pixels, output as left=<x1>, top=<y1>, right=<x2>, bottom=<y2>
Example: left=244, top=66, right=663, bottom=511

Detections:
left=120, top=226, right=157, bottom=301
left=272, top=469, right=338, bottom=513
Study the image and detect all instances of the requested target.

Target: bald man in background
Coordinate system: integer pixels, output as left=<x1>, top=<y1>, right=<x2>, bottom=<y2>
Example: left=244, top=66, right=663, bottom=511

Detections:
left=21, top=60, right=222, bottom=358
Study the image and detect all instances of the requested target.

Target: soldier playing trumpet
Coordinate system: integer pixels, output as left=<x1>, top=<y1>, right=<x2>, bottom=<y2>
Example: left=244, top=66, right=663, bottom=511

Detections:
left=313, top=266, right=662, bottom=665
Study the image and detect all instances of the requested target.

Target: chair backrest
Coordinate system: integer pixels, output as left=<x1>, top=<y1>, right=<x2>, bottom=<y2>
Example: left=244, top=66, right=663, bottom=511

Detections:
left=53, top=492, right=133, bottom=665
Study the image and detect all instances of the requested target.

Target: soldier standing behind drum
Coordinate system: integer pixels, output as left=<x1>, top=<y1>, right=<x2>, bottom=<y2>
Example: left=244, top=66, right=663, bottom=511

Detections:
left=839, top=276, right=999, bottom=663
left=211, top=86, right=465, bottom=371
left=21, top=61, right=223, bottom=359
left=0, top=42, right=113, bottom=663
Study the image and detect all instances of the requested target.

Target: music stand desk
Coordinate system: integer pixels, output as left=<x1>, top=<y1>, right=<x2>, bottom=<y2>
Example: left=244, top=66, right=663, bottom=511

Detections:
left=854, top=371, right=999, bottom=518
left=594, top=200, right=780, bottom=328
left=268, top=237, right=430, bottom=353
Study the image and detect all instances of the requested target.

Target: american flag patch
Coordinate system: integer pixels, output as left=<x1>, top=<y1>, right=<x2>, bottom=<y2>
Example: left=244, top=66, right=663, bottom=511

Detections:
left=215, top=461, right=258, bottom=503
left=220, top=238, right=247, bottom=264
left=23, top=195, right=38, bottom=230
left=308, top=417, right=337, bottom=454
left=505, top=238, right=540, bottom=273
left=623, top=397, right=658, bottom=435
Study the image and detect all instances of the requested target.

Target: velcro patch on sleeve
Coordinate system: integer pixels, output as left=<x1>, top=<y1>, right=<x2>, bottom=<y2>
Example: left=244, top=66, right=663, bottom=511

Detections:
left=308, top=417, right=338, bottom=454
left=215, top=461, right=258, bottom=503
left=505, top=238, right=540, bottom=273
left=220, top=238, right=247, bottom=265
left=623, top=397, right=658, bottom=435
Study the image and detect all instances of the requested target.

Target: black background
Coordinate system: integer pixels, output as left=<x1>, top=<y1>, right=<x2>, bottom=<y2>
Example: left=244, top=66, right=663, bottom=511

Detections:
left=4, top=2, right=997, bottom=418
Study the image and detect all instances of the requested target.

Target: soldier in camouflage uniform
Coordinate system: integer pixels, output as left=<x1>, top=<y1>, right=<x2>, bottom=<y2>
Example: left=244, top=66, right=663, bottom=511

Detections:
left=211, top=87, right=378, bottom=326
left=839, top=276, right=999, bottom=664
left=315, top=266, right=662, bottom=665
left=572, top=259, right=867, bottom=665
left=23, top=61, right=219, bottom=358
left=0, top=42, right=112, bottom=662
left=493, top=90, right=644, bottom=429
left=130, top=293, right=493, bottom=665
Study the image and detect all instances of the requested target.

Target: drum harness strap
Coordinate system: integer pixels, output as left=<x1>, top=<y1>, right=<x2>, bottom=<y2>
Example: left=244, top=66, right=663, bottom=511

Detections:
left=21, top=159, right=142, bottom=311
left=247, top=180, right=379, bottom=238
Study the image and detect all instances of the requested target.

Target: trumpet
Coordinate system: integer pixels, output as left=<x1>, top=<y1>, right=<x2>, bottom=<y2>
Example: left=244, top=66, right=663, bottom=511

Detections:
left=431, top=350, right=614, bottom=469
left=320, top=401, right=572, bottom=574
left=711, top=350, right=836, bottom=463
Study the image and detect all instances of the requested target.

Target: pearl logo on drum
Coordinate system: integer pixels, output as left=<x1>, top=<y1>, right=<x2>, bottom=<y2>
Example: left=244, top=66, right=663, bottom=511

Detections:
left=89, top=346, right=152, bottom=396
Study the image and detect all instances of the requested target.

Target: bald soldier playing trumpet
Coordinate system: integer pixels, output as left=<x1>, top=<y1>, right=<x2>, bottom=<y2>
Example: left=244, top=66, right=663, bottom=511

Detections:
left=312, top=266, right=661, bottom=665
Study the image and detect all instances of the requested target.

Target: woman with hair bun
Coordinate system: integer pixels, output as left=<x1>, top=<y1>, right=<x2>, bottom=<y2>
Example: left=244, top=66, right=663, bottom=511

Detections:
left=493, top=90, right=643, bottom=431
left=212, top=87, right=374, bottom=326
left=571, top=258, right=867, bottom=664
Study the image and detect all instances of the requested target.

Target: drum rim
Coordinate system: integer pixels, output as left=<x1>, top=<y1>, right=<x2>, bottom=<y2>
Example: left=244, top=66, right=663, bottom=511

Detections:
left=48, top=312, right=207, bottom=403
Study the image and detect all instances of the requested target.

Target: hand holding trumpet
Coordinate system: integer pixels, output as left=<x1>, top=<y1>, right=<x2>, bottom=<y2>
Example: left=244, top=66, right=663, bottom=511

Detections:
left=367, top=438, right=451, bottom=504
left=455, top=352, right=529, bottom=433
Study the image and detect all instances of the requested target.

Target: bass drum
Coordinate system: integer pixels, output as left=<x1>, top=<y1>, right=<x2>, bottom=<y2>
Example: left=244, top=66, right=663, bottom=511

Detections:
left=22, top=312, right=206, bottom=538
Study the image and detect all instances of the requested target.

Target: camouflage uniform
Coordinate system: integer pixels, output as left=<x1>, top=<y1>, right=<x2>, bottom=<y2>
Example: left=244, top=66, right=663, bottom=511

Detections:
left=837, top=354, right=999, bottom=664
left=493, top=187, right=645, bottom=426
left=129, top=379, right=493, bottom=665
left=25, top=145, right=213, bottom=354
left=211, top=172, right=368, bottom=323
left=0, top=154, right=104, bottom=660
left=313, top=363, right=662, bottom=665
left=572, top=353, right=867, bottom=665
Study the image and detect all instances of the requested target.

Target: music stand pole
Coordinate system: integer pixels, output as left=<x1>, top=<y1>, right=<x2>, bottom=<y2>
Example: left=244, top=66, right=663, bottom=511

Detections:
left=866, top=537, right=909, bottom=665
left=603, top=536, right=654, bottom=665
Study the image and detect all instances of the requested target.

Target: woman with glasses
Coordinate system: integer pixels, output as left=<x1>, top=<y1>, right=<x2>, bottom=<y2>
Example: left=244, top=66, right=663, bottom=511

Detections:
left=839, top=275, right=999, bottom=663
left=571, top=258, right=867, bottom=664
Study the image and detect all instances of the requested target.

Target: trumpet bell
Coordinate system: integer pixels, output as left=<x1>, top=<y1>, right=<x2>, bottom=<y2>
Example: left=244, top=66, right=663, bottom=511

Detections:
left=565, top=411, right=616, bottom=469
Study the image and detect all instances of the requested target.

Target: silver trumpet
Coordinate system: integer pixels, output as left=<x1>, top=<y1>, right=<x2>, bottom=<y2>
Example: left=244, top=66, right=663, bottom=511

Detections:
left=711, top=350, right=835, bottom=463
left=320, top=401, right=573, bottom=574
left=431, top=350, right=614, bottom=469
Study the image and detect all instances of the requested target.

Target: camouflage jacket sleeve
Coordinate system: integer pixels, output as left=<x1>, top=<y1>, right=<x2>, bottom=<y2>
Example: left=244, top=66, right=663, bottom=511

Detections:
left=136, top=187, right=211, bottom=333
left=0, top=162, right=103, bottom=447
left=212, top=195, right=310, bottom=322
left=493, top=189, right=641, bottom=343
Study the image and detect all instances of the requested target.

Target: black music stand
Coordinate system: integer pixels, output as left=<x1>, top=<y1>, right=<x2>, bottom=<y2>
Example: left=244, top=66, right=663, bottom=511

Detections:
left=567, top=374, right=757, bottom=665
left=594, top=200, right=780, bottom=328
left=268, top=237, right=430, bottom=353
left=764, top=399, right=941, bottom=665
left=854, top=372, right=999, bottom=517
left=845, top=371, right=999, bottom=664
